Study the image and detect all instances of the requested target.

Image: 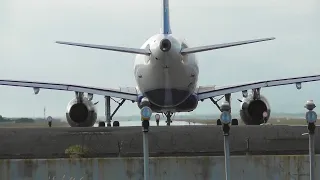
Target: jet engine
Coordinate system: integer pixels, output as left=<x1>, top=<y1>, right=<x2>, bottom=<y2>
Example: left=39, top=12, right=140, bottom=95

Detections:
left=66, top=96, right=97, bottom=127
left=239, top=94, right=271, bottom=125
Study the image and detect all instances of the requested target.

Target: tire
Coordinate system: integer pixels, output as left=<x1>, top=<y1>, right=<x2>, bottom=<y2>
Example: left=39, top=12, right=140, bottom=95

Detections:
left=113, top=121, right=120, bottom=127
left=231, top=119, right=239, bottom=125
left=98, top=121, right=105, bottom=127
left=217, top=119, right=222, bottom=125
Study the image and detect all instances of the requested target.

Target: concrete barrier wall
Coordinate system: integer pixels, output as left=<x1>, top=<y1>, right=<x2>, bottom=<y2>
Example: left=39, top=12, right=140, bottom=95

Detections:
left=0, top=155, right=318, bottom=180
left=1, top=126, right=318, bottom=159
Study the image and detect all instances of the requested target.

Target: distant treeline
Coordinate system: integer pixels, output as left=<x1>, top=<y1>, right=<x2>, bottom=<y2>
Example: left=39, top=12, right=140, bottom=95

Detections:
left=0, top=115, right=35, bottom=123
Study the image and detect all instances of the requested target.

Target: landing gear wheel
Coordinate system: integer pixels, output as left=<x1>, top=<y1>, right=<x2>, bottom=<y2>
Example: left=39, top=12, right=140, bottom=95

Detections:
left=231, top=119, right=239, bottom=125
left=217, top=119, right=222, bottom=125
left=113, top=121, right=120, bottom=127
left=98, top=121, right=105, bottom=127
left=165, top=111, right=173, bottom=126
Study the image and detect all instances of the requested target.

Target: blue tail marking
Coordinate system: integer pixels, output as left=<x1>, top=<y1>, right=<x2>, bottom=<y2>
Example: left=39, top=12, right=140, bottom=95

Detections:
left=162, top=0, right=172, bottom=34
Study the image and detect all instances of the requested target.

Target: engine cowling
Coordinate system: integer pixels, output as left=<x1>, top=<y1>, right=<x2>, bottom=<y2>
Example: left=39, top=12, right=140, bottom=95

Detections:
left=239, top=94, right=271, bottom=125
left=66, top=97, right=97, bottom=127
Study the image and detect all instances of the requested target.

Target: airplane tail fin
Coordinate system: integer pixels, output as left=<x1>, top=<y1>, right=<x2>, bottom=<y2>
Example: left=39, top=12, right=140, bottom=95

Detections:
left=162, top=0, right=172, bottom=34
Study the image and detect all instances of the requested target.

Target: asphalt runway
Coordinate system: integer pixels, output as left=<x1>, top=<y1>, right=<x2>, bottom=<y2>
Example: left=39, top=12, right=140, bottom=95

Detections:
left=0, top=125, right=318, bottom=159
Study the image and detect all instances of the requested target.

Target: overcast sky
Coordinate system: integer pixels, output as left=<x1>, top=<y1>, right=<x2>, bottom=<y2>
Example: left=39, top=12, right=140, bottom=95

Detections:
left=0, top=0, right=319, bottom=118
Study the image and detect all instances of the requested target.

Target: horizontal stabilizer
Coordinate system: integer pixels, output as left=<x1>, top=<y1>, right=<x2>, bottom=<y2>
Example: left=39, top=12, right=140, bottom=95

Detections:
left=180, top=37, right=275, bottom=55
left=56, top=41, right=151, bottom=55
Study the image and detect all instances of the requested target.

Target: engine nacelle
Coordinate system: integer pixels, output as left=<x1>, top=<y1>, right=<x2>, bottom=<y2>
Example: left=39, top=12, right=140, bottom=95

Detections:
left=239, top=94, right=271, bottom=125
left=66, top=97, right=97, bottom=127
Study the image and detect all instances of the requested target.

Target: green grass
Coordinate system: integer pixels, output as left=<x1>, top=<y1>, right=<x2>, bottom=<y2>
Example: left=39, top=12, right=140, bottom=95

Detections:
left=65, top=144, right=90, bottom=158
left=0, top=121, right=70, bottom=128
left=0, top=117, right=314, bottom=128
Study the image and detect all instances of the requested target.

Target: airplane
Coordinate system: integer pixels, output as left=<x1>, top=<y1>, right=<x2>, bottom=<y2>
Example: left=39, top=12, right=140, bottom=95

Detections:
left=2, top=0, right=320, bottom=127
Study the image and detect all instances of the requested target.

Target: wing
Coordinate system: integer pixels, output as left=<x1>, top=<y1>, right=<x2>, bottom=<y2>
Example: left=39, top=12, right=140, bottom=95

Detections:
left=197, top=75, right=320, bottom=101
left=180, top=37, right=275, bottom=55
left=0, top=79, right=138, bottom=101
left=56, top=41, right=151, bottom=55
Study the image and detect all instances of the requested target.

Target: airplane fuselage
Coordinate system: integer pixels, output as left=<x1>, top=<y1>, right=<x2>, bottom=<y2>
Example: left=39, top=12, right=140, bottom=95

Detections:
left=53, top=0, right=275, bottom=118
left=134, top=34, right=199, bottom=113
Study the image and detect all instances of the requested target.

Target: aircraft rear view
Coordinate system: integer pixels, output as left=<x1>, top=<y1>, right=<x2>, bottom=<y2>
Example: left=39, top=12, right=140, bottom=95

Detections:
left=0, top=0, right=319, bottom=128
left=54, top=0, right=276, bottom=126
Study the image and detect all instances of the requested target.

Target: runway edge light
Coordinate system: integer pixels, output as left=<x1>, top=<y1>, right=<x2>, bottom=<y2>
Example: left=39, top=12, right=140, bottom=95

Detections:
left=141, top=106, right=152, bottom=121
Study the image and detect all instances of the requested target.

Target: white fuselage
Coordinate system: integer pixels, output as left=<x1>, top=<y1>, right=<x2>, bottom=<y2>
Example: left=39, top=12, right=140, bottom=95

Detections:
left=134, top=34, right=199, bottom=111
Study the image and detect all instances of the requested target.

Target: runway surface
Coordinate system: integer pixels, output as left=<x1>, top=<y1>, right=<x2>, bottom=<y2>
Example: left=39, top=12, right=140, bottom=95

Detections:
left=93, top=120, right=202, bottom=127
left=0, top=125, right=318, bottom=159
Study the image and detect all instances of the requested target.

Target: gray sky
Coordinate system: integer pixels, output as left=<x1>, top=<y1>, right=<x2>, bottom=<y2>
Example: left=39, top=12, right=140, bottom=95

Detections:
left=0, top=0, right=319, bottom=118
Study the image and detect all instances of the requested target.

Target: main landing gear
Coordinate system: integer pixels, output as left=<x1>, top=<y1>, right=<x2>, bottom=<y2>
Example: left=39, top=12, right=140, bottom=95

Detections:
left=98, top=96, right=126, bottom=127
left=210, top=93, right=239, bottom=126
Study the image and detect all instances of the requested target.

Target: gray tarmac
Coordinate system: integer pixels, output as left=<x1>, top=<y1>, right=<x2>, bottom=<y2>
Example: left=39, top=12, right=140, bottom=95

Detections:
left=0, top=125, right=318, bottom=159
